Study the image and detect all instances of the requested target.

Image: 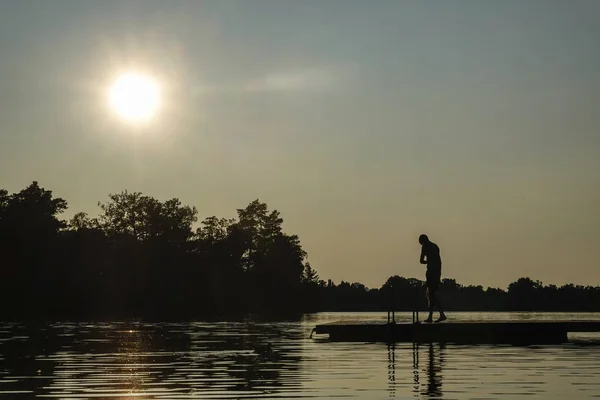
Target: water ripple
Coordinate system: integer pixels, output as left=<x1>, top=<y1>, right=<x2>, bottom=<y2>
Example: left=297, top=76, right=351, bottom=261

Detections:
left=0, top=313, right=599, bottom=399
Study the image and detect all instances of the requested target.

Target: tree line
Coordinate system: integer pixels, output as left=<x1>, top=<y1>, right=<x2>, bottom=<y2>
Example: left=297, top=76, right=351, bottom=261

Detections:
left=1, top=182, right=599, bottom=321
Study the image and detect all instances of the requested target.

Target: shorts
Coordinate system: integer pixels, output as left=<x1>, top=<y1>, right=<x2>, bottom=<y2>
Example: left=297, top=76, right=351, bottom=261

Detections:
left=426, top=268, right=441, bottom=289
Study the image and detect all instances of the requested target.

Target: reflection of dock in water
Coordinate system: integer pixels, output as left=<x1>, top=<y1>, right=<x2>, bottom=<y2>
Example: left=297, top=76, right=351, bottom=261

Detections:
left=387, top=343, right=395, bottom=398
left=387, top=342, right=445, bottom=398
left=412, top=343, right=419, bottom=396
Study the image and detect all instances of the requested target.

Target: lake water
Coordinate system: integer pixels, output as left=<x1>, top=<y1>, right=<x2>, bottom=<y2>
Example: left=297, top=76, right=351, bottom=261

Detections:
left=1, top=312, right=599, bottom=399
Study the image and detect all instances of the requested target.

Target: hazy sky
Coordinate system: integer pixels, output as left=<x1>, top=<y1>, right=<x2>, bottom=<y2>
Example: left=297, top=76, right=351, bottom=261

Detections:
left=1, top=0, right=599, bottom=289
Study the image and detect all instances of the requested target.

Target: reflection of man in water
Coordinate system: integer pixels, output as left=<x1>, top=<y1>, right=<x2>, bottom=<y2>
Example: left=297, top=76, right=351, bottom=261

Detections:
left=426, top=343, right=444, bottom=397
left=419, top=234, right=447, bottom=323
left=411, top=342, right=445, bottom=398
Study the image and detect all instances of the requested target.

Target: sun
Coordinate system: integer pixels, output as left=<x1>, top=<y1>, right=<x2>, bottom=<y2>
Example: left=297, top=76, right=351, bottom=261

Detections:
left=109, top=72, right=160, bottom=122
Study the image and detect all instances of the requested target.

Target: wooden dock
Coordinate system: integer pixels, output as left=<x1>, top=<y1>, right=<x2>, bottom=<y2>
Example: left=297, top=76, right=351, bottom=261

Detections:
left=313, top=320, right=600, bottom=345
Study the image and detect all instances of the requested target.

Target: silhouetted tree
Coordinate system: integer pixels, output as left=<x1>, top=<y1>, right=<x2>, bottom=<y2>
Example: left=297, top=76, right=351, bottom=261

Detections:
left=0, top=181, right=599, bottom=321
left=0, top=182, right=68, bottom=318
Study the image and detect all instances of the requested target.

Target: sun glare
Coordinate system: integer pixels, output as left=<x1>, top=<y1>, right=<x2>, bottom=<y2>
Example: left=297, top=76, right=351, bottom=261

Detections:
left=109, top=72, right=160, bottom=122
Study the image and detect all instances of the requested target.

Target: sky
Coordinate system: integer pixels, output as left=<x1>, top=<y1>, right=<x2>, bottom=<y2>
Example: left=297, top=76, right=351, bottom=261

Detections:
left=1, top=0, right=599, bottom=289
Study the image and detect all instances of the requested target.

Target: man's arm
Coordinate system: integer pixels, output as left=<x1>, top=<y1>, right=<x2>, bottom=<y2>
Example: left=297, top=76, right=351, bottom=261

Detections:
left=420, top=247, right=427, bottom=264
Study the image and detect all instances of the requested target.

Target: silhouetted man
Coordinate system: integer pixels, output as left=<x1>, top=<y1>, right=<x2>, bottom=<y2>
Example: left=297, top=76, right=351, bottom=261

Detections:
left=419, top=234, right=447, bottom=323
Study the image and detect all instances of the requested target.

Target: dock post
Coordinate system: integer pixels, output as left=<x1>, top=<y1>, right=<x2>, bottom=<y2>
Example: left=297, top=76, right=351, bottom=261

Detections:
left=388, top=283, right=395, bottom=324
left=392, top=284, right=395, bottom=323
left=387, top=286, right=390, bottom=324
left=412, top=283, right=419, bottom=323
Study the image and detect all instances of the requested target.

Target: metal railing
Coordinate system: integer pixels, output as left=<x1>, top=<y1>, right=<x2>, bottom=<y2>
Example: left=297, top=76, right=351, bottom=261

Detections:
left=387, top=283, right=421, bottom=324
left=412, top=284, right=420, bottom=323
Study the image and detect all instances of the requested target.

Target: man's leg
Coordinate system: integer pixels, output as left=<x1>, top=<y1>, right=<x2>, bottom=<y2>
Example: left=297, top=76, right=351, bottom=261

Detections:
left=433, top=281, right=447, bottom=322
left=425, top=283, right=435, bottom=322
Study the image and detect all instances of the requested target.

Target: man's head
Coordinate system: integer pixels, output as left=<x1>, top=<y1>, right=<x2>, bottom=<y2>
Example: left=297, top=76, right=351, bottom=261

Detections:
left=419, top=234, right=429, bottom=245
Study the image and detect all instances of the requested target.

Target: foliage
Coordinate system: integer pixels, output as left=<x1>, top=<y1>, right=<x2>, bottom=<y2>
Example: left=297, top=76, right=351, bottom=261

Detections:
left=1, top=181, right=599, bottom=320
